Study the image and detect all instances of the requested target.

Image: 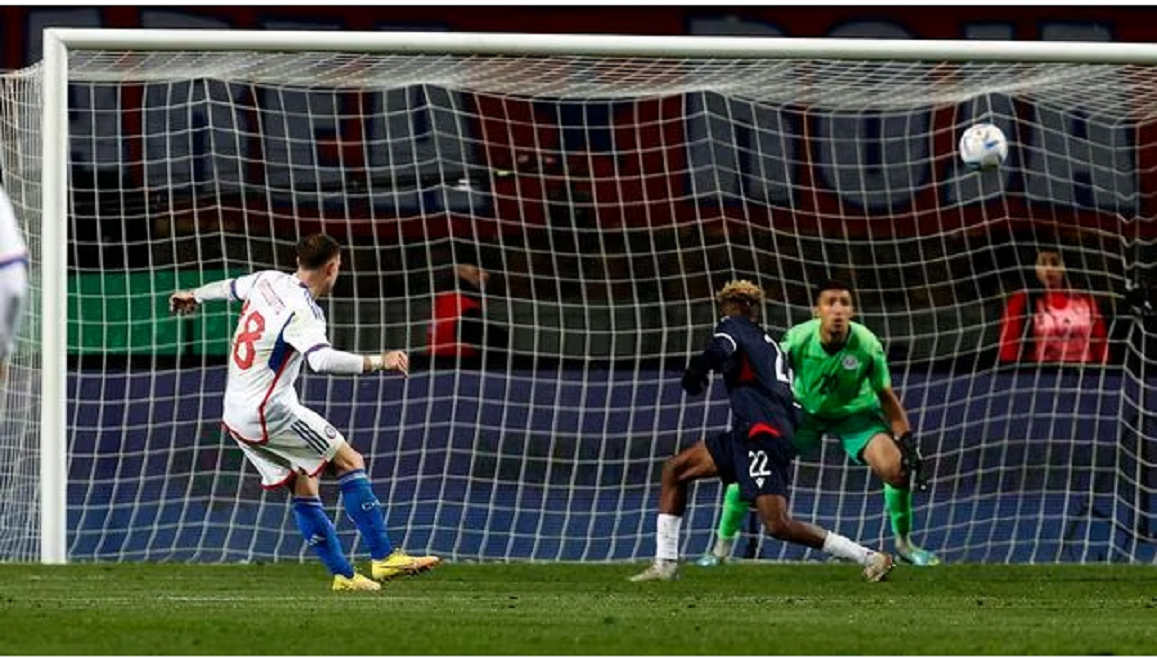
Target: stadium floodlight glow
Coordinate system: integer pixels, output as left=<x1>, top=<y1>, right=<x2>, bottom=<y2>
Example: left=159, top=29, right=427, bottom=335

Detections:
left=0, top=28, right=1151, bottom=564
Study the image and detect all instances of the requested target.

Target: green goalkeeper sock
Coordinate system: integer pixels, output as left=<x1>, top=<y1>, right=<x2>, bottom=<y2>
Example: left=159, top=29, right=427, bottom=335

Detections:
left=718, top=483, right=747, bottom=541
left=884, top=483, right=913, bottom=541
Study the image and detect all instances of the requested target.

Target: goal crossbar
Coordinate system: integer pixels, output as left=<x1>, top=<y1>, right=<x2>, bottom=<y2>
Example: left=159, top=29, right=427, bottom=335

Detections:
left=43, top=28, right=1157, bottom=62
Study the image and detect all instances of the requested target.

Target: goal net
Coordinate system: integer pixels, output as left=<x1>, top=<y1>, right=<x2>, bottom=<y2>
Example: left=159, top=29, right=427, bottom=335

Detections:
left=2, top=31, right=1154, bottom=564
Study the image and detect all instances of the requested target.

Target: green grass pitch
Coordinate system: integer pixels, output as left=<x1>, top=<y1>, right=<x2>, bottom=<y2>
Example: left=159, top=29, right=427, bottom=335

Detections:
left=1, top=562, right=1154, bottom=655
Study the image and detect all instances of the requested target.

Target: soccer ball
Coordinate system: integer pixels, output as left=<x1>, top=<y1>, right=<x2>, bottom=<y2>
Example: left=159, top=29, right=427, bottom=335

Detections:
left=958, top=122, right=1008, bottom=171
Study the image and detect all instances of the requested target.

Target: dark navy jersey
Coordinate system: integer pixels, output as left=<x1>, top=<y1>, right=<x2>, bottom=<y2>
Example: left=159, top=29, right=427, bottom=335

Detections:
left=686, top=315, right=797, bottom=430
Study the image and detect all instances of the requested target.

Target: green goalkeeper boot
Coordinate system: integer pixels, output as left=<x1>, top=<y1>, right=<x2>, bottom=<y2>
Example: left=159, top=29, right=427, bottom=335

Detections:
left=695, top=554, right=722, bottom=567
left=895, top=540, right=941, bottom=566
left=694, top=537, right=734, bottom=567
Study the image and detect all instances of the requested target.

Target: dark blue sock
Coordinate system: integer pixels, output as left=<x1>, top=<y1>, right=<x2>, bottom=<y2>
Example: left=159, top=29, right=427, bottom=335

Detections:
left=291, top=496, right=354, bottom=578
left=339, top=469, right=393, bottom=560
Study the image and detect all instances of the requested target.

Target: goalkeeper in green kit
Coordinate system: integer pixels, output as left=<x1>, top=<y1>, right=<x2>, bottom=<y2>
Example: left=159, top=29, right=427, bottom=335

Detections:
left=697, top=279, right=940, bottom=567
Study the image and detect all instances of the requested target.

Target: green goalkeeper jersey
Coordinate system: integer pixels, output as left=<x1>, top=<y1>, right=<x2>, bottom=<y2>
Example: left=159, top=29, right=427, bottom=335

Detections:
left=781, top=319, right=891, bottom=419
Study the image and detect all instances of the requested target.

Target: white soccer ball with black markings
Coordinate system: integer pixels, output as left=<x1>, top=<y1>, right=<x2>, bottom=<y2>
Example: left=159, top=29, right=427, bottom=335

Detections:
left=959, top=122, right=1008, bottom=171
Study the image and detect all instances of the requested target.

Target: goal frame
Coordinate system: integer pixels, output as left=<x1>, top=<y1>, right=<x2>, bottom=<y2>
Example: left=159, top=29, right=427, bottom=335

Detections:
left=38, top=27, right=1157, bottom=564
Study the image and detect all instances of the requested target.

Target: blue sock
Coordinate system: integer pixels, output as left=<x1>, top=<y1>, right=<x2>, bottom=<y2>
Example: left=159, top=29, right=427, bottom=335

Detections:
left=339, top=469, right=394, bottom=560
left=291, top=496, right=354, bottom=578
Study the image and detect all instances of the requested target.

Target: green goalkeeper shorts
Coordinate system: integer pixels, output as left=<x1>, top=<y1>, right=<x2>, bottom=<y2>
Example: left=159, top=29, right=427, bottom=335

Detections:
left=792, top=409, right=891, bottom=466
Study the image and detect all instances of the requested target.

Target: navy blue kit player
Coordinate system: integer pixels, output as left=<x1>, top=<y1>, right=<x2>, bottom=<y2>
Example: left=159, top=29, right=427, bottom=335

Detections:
left=631, top=280, right=894, bottom=583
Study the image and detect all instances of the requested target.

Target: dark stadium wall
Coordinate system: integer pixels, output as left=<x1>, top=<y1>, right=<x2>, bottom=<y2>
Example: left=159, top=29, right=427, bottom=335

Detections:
left=66, top=367, right=1154, bottom=563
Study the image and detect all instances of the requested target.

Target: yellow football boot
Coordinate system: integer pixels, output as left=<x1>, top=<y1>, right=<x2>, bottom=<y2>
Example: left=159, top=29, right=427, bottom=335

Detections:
left=371, top=549, right=442, bottom=581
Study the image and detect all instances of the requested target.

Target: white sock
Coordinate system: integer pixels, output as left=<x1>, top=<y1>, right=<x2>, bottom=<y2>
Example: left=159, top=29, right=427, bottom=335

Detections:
left=656, top=513, right=682, bottom=562
left=712, top=536, right=734, bottom=559
left=821, top=531, right=875, bottom=567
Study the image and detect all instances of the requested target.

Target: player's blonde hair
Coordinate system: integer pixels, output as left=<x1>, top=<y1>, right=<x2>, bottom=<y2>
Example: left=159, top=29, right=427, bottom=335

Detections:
left=717, top=279, right=764, bottom=319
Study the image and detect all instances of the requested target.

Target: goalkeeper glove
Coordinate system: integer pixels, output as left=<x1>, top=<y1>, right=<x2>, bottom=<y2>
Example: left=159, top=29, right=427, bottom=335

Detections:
left=897, top=431, right=929, bottom=493
left=681, top=367, right=709, bottom=396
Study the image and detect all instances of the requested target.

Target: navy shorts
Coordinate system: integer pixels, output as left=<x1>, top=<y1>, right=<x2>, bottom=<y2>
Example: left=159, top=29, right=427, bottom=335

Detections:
left=705, top=420, right=795, bottom=503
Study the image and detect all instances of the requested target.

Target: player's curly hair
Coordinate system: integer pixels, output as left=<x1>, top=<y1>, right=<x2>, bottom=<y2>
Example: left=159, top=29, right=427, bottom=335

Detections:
left=717, top=279, right=764, bottom=320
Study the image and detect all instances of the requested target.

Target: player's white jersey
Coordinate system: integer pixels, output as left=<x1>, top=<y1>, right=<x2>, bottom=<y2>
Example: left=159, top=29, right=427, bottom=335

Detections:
left=0, top=185, right=28, bottom=265
left=222, top=270, right=332, bottom=442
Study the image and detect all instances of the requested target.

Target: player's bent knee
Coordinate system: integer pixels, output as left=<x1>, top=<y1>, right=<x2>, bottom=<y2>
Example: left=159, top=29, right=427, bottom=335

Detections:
left=756, top=501, right=793, bottom=540
left=291, top=473, right=321, bottom=497
left=663, top=445, right=715, bottom=485
left=330, top=444, right=366, bottom=475
left=865, top=434, right=904, bottom=476
left=762, top=515, right=792, bottom=540
left=880, top=463, right=907, bottom=488
left=660, top=458, right=686, bottom=485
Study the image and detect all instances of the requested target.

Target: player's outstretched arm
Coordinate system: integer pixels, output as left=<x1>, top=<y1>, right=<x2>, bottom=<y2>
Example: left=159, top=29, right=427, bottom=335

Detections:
left=367, top=350, right=409, bottom=377
left=878, top=387, right=911, bottom=438
left=169, top=278, right=239, bottom=316
left=681, top=353, right=710, bottom=395
left=287, top=304, right=409, bottom=378
left=305, top=345, right=410, bottom=378
left=682, top=326, right=738, bottom=395
left=169, top=290, right=200, bottom=316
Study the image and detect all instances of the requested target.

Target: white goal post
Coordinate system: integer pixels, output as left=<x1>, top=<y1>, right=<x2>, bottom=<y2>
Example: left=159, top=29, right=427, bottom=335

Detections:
left=10, top=28, right=1157, bottom=564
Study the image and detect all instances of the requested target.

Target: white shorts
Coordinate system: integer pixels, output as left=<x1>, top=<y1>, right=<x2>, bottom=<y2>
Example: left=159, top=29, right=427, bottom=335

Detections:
left=224, top=406, right=346, bottom=489
left=0, top=260, right=27, bottom=361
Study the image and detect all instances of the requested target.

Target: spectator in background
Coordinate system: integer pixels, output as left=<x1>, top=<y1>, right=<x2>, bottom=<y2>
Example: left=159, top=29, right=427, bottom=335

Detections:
left=999, top=248, right=1109, bottom=364
left=426, top=254, right=508, bottom=369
